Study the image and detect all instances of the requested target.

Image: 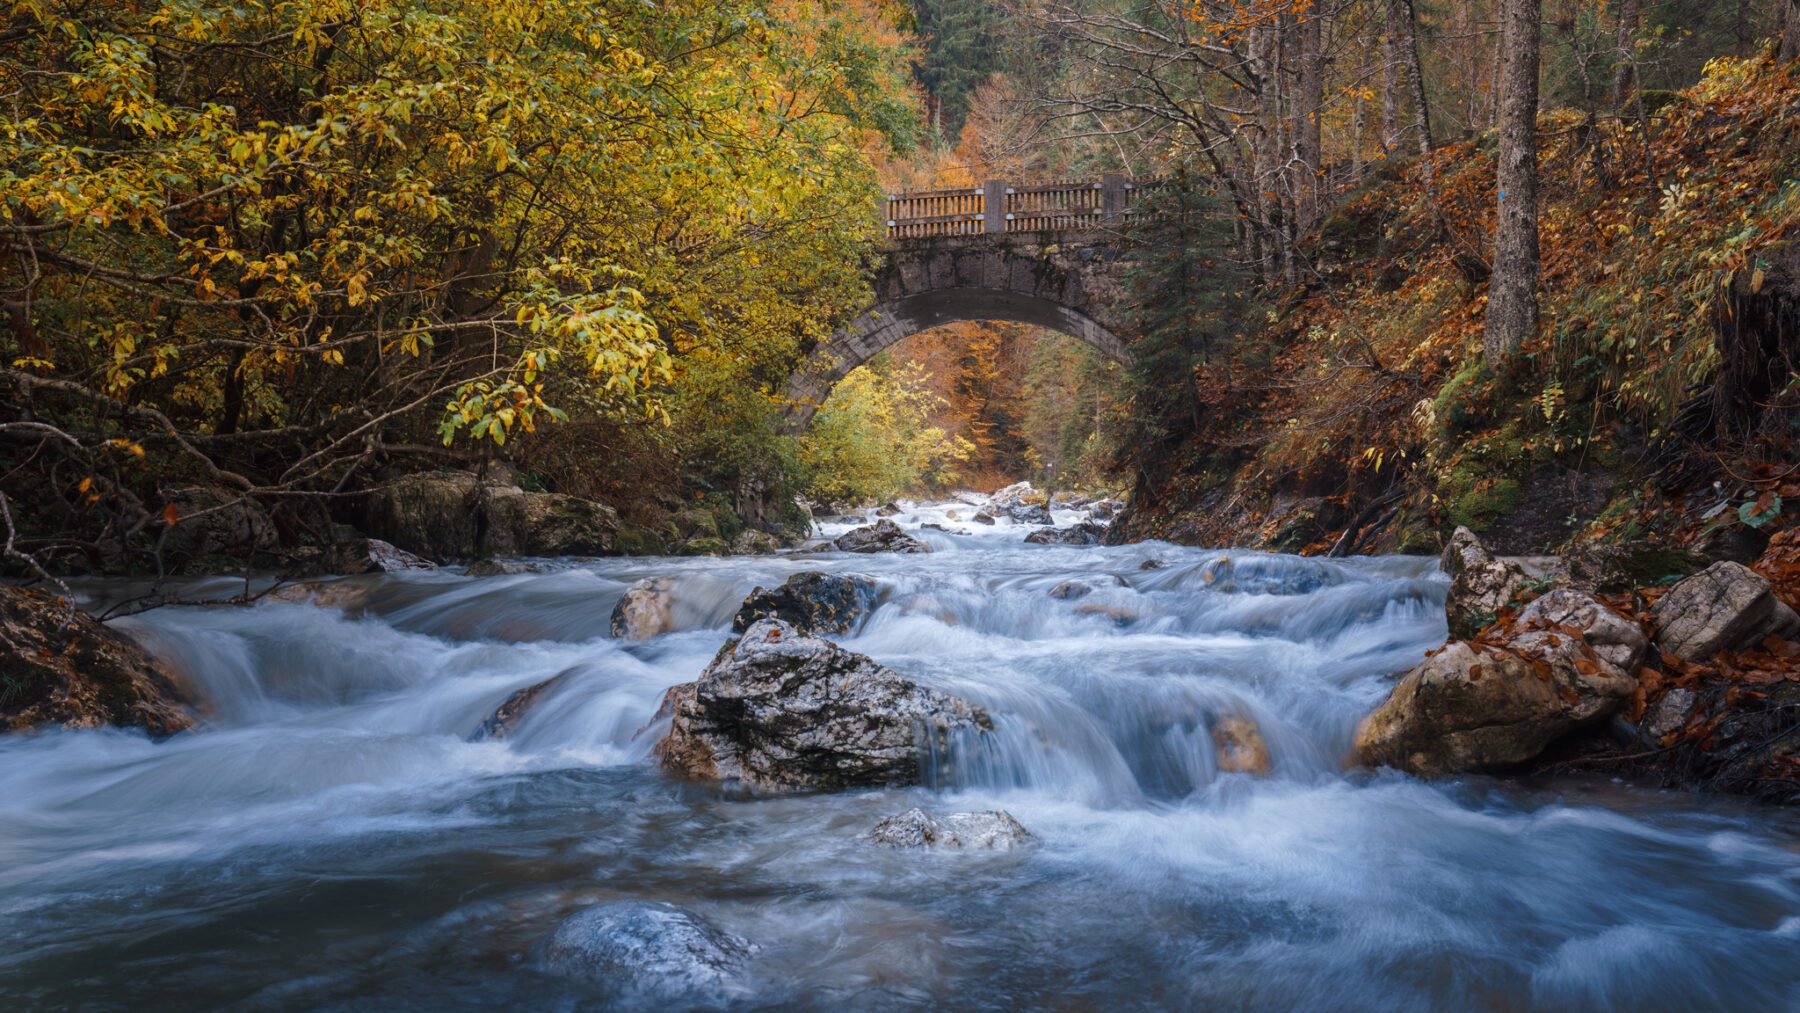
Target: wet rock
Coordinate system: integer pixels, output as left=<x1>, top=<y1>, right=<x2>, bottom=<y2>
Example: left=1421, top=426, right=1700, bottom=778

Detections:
left=1210, top=715, right=1272, bottom=775
left=677, top=536, right=730, bottom=557
left=472, top=674, right=563, bottom=740
left=987, top=482, right=1053, bottom=525
left=654, top=619, right=990, bottom=789
left=1023, top=521, right=1107, bottom=546
left=1049, top=580, right=1093, bottom=600
left=265, top=579, right=372, bottom=613
left=540, top=900, right=753, bottom=999
left=1089, top=499, right=1124, bottom=522
left=971, top=510, right=997, bottom=526
left=866, top=807, right=1034, bottom=850
left=732, top=572, right=877, bottom=637
left=612, top=577, right=679, bottom=640
left=945, top=509, right=962, bottom=521
left=1563, top=542, right=1710, bottom=595
left=1441, top=526, right=1528, bottom=639
left=1074, top=603, right=1139, bottom=626
left=326, top=537, right=436, bottom=574
left=874, top=502, right=903, bottom=517
left=1354, top=590, right=1644, bottom=775
left=159, top=485, right=278, bottom=566
left=833, top=519, right=929, bottom=554
left=1651, top=561, right=1800, bottom=662
left=0, top=586, right=193, bottom=737
left=1139, top=558, right=1167, bottom=570
left=465, top=558, right=547, bottom=577
left=730, top=530, right=784, bottom=556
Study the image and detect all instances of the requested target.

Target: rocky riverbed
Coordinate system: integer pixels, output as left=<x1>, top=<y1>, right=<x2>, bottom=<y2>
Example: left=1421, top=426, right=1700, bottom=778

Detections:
left=2, top=496, right=1799, bottom=1009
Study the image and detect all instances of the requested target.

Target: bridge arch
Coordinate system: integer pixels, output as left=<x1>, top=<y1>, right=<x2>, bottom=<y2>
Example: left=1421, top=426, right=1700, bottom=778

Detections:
left=784, top=229, right=1140, bottom=431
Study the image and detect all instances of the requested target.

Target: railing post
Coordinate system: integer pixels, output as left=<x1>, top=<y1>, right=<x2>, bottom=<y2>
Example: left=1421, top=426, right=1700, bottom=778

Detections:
left=1101, top=173, right=1126, bottom=225
left=984, top=179, right=1006, bottom=234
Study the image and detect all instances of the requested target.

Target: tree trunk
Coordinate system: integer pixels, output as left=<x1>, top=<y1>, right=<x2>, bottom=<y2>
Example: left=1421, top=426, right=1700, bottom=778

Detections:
left=1614, top=0, right=1639, bottom=105
left=1484, top=0, right=1542, bottom=366
left=1398, top=0, right=1433, bottom=159
left=1737, top=0, right=1754, bottom=57
left=1381, top=0, right=1403, bottom=153
left=1296, top=6, right=1326, bottom=235
left=1783, top=0, right=1800, bottom=61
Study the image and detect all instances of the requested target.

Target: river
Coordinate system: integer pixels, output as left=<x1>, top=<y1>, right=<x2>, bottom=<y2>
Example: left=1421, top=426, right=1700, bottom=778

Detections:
left=2, top=500, right=1798, bottom=1010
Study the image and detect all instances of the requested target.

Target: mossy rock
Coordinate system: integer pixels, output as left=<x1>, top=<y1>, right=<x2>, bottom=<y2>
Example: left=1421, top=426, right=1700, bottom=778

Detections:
left=612, top=524, right=669, bottom=557
left=678, top=536, right=731, bottom=557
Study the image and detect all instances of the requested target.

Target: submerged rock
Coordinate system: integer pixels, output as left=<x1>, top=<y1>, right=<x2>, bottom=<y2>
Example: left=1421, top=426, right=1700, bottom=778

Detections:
left=867, top=807, right=1034, bottom=850
left=1354, top=590, right=1645, bottom=775
left=612, top=577, right=679, bottom=640
left=0, top=587, right=193, bottom=737
left=1651, top=561, right=1800, bottom=662
left=465, top=558, right=547, bottom=577
left=1210, top=715, right=1272, bottom=775
left=654, top=619, right=990, bottom=790
left=1441, top=526, right=1528, bottom=639
left=833, top=519, right=929, bottom=554
left=731, top=571, right=877, bottom=637
left=472, top=674, right=564, bottom=741
left=265, top=578, right=372, bottom=613
left=971, top=510, right=997, bottom=526
left=1049, top=580, right=1093, bottom=600
left=540, top=900, right=753, bottom=999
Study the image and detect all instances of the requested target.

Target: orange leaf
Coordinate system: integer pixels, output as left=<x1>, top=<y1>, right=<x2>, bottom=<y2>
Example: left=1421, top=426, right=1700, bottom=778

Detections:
left=162, top=503, right=181, bottom=527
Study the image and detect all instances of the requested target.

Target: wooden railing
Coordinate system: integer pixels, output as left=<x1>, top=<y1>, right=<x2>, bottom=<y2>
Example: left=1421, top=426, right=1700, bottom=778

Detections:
left=884, top=175, right=1160, bottom=239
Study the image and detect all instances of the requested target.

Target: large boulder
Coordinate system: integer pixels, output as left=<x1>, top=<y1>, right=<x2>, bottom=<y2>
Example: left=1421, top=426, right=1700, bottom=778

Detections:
left=516, top=491, right=617, bottom=557
left=987, top=482, right=1053, bottom=525
left=1651, top=561, right=1800, bottom=662
left=540, top=901, right=753, bottom=999
left=1440, top=526, right=1528, bottom=639
left=654, top=619, right=990, bottom=789
left=833, top=519, right=929, bottom=554
left=1563, top=542, right=1710, bottom=595
left=866, top=808, right=1034, bottom=850
left=731, top=572, right=877, bottom=637
left=158, top=485, right=278, bottom=566
left=1354, top=590, right=1646, bottom=775
left=0, top=587, right=193, bottom=736
left=612, top=577, right=679, bottom=640
left=730, top=530, right=784, bottom=556
left=362, top=471, right=617, bottom=560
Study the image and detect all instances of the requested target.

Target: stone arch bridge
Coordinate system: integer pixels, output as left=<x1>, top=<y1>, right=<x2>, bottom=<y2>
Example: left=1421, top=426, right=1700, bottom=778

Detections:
left=783, top=176, right=1158, bottom=430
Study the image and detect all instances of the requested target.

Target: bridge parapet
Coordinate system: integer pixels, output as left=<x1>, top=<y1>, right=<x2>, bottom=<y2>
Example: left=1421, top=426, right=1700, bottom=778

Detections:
left=885, top=175, right=1161, bottom=239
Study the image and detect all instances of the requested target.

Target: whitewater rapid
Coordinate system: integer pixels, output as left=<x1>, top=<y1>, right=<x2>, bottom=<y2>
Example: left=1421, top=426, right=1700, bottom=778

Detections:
left=2, top=500, right=1798, bottom=1009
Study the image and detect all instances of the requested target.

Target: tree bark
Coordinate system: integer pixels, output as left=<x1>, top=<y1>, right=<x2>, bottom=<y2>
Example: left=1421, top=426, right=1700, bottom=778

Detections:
left=1484, top=0, right=1542, bottom=366
left=1381, top=0, right=1403, bottom=153
left=1398, top=0, right=1433, bottom=159
left=1295, top=7, right=1326, bottom=235
left=1783, top=0, right=1800, bottom=61
left=1613, top=0, right=1639, bottom=105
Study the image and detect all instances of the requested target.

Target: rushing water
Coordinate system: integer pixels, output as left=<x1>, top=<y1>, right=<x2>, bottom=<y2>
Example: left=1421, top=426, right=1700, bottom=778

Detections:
left=3, top=500, right=1799, bottom=1011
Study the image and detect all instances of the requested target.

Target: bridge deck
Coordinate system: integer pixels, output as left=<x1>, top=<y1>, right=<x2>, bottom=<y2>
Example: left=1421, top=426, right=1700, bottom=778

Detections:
left=885, top=176, right=1160, bottom=239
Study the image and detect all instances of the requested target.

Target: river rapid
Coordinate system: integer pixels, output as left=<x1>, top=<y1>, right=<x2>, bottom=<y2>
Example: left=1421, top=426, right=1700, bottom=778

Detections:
left=3, top=500, right=1799, bottom=1010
